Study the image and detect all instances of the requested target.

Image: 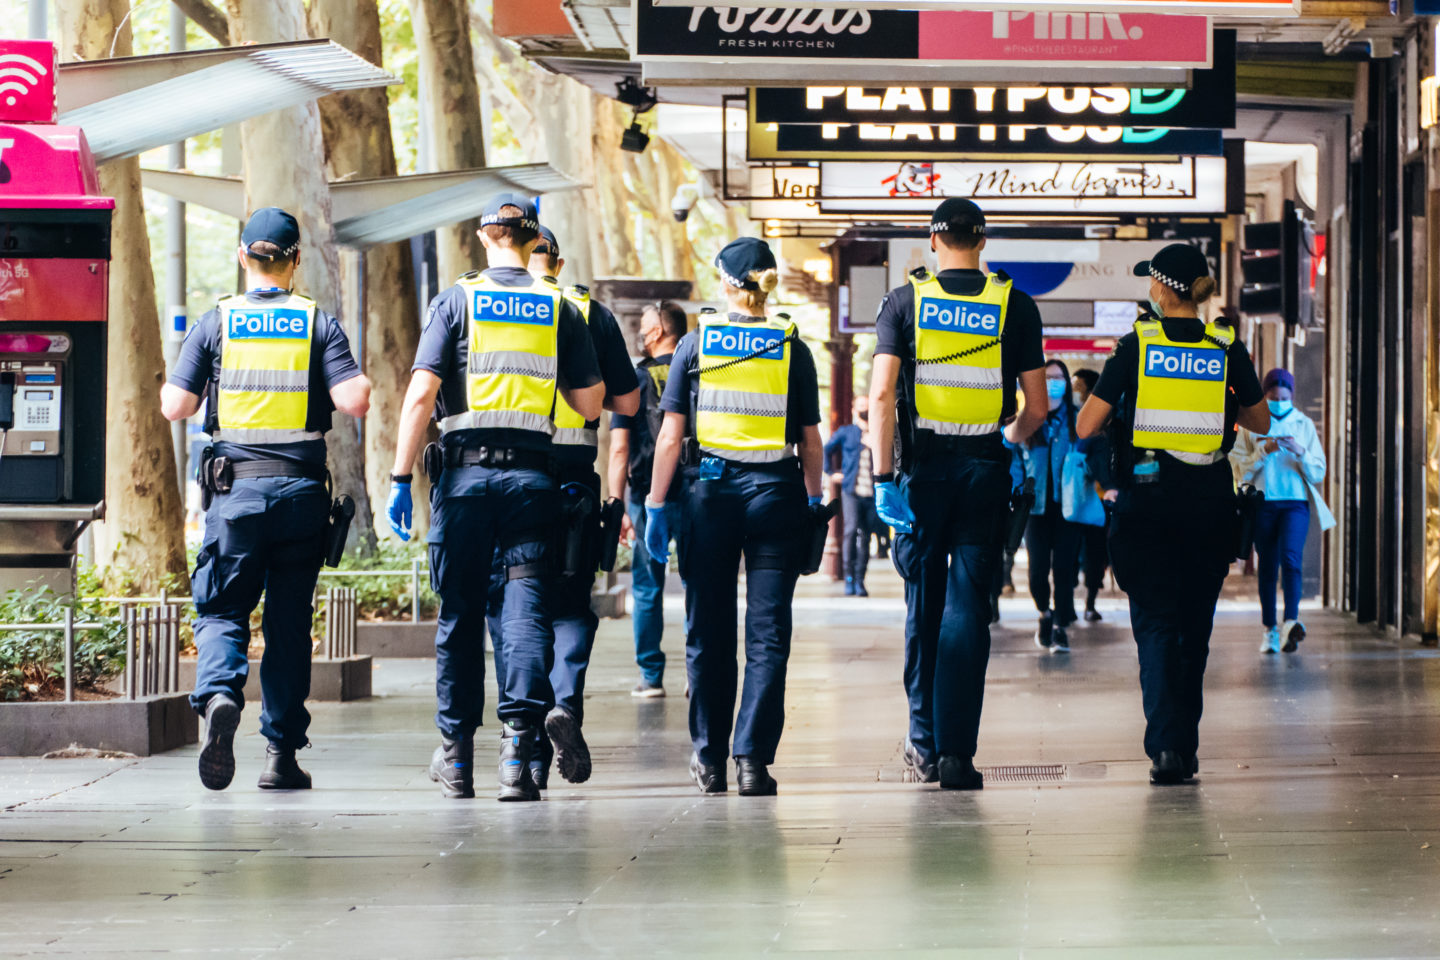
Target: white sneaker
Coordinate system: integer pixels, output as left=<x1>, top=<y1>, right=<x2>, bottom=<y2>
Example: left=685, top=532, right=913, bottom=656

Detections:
left=1259, top=626, right=1280, bottom=654
left=1280, top=620, right=1306, bottom=653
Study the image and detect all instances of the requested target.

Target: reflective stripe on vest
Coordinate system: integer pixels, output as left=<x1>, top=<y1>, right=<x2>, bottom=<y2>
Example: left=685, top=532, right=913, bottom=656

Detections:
left=910, top=273, right=1009, bottom=436
left=439, top=274, right=562, bottom=437
left=215, top=293, right=321, bottom=444
left=1131, top=318, right=1232, bottom=457
left=552, top=286, right=598, bottom=447
left=696, top=316, right=795, bottom=463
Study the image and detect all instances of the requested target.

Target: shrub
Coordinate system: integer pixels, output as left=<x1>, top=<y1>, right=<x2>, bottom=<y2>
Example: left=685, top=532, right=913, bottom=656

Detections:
left=0, top=585, right=128, bottom=701
left=318, top=539, right=437, bottom=622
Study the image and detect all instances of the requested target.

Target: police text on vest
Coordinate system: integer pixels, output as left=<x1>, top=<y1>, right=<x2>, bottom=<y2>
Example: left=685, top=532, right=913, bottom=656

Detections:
left=702, top=325, right=786, bottom=359
left=474, top=290, right=555, bottom=325
left=917, top=298, right=1001, bottom=335
left=227, top=308, right=309, bottom=340
left=1144, top=344, right=1225, bottom=381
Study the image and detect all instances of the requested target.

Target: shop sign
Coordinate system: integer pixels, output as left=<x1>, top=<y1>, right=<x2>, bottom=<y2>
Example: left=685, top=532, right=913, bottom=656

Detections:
left=632, top=0, right=1216, bottom=68
left=749, top=120, right=1224, bottom=160
left=817, top=157, right=1228, bottom=213
left=648, top=1, right=1298, bottom=19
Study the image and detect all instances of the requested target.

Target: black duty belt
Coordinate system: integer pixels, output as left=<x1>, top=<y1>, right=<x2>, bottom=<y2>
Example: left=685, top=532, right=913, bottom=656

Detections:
left=444, top=444, right=555, bottom=475
left=230, top=459, right=327, bottom=482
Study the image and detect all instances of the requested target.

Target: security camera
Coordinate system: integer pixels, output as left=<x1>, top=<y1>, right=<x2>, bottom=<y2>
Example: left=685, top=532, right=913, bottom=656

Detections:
left=672, top=183, right=701, bottom=222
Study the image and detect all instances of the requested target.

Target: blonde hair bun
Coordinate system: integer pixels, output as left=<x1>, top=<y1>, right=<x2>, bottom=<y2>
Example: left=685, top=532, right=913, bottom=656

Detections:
left=749, top=268, right=780, bottom=295
left=1190, top=276, right=1217, bottom=304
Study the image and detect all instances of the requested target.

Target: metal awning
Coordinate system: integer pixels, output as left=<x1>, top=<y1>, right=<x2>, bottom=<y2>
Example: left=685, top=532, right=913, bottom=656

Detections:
left=140, top=163, right=582, bottom=247
left=641, top=61, right=1191, bottom=88
left=58, top=40, right=396, bottom=164
left=560, top=0, right=631, bottom=52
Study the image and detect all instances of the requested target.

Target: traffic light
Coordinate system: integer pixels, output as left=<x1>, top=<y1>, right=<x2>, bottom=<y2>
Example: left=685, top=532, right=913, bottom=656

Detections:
left=1241, top=199, right=1314, bottom=329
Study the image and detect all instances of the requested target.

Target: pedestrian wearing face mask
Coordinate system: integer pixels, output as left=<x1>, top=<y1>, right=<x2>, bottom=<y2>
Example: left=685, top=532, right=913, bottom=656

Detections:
left=1231, top=368, right=1332, bottom=655
left=1010, top=359, right=1082, bottom=653
left=824, top=396, right=880, bottom=597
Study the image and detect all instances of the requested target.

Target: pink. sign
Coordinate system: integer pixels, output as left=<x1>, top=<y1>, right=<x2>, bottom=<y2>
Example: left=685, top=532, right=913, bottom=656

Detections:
left=0, top=39, right=57, bottom=125
left=918, top=11, right=1211, bottom=69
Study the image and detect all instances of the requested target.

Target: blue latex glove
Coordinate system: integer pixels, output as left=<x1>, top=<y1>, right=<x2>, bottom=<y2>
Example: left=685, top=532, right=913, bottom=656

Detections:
left=387, top=481, right=413, bottom=542
left=807, top=495, right=823, bottom=508
left=874, top=481, right=915, bottom=534
left=643, top=500, right=670, bottom=565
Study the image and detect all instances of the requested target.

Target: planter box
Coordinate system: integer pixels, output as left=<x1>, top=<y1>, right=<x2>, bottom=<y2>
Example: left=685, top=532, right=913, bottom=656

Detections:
left=0, top=694, right=197, bottom=757
left=173, top=656, right=373, bottom=702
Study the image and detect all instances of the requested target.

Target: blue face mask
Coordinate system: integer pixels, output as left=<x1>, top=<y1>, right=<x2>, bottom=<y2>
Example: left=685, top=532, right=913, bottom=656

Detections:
left=1046, top=379, right=1067, bottom=402
left=1147, top=297, right=1164, bottom=318
left=1268, top=399, right=1293, bottom=417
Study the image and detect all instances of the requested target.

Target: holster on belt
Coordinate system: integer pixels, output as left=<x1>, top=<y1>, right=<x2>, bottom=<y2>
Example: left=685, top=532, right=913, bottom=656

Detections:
left=800, top=500, right=840, bottom=577
left=559, top=481, right=600, bottom=578
left=1005, top=478, right=1035, bottom=555
left=597, top=497, right=625, bottom=572
left=324, top=495, right=355, bottom=567
left=1234, top=484, right=1265, bottom=561
left=423, top=441, right=443, bottom=485
left=197, top=446, right=216, bottom=511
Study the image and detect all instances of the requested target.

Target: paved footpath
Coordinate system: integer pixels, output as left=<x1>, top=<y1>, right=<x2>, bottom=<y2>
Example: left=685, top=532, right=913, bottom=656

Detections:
left=2, top=570, right=1438, bottom=958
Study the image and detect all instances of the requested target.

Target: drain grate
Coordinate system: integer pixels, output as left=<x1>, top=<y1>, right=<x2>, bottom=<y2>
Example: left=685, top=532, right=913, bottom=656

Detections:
left=981, top=764, right=1067, bottom=783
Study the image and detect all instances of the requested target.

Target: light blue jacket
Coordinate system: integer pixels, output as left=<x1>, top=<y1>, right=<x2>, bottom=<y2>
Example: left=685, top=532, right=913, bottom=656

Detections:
left=1232, top=407, right=1326, bottom=502
left=1008, top=407, right=1073, bottom=515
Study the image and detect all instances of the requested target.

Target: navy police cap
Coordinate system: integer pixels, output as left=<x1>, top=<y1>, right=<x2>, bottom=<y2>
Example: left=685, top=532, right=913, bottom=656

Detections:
left=241, top=207, right=301, bottom=260
left=1133, top=243, right=1209, bottom=294
left=714, top=237, right=776, bottom=290
left=535, top=225, right=559, bottom=256
left=930, top=197, right=986, bottom=237
left=481, top=193, right=539, bottom=231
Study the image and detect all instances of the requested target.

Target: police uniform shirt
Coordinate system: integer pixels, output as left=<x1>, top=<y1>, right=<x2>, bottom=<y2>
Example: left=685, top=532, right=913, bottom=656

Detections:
left=873, top=269, right=1046, bottom=435
left=659, top=315, right=822, bottom=449
left=555, top=297, right=640, bottom=468
left=1092, top=316, right=1263, bottom=498
left=412, top=266, right=602, bottom=453
left=611, top=351, right=675, bottom=501
left=169, top=290, right=361, bottom=466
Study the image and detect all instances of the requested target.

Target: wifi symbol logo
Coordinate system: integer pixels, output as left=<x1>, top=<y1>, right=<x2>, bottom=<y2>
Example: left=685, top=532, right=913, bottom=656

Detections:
left=0, top=53, right=48, bottom=108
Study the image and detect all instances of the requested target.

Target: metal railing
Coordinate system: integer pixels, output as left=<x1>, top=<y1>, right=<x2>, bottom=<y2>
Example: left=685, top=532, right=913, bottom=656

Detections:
left=317, top=557, right=428, bottom=622
left=320, top=587, right=357, bottom=659
left=0, top=595, right=181, bottom=702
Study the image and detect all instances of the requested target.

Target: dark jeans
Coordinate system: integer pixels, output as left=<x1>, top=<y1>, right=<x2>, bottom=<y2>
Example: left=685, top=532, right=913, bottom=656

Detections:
left=1108, top=488, right=1234, bottom=761
left=1080, top=521, right=1109, bottom=606
left=681, top=461, right=807, bottom=767
left=1255, top=499, right=1309, bottom=628
left=897, top=453, right=1009, bottom=762
left=189, top=476, right=328, bottom=749
left=629, top=497, right=686, bottom=686
left=1023, top=498, right=1081, bottom=625
left=429, top=463, right=558, bottom=738
left=841, top=490, right=878, bottom=582
left=488, top=468, right=602, bottom=725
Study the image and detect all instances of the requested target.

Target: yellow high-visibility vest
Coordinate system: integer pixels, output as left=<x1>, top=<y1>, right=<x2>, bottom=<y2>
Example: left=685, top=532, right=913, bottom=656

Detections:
left=695, top=315, right=795, bottom=463
left=911, top=271, right=1009, bottom=436
left=439, top=273, right=563, bottom=437
left=552, top=285, right=597, bottom=447
left=1131, top=318, right=1233, bottom=456
left=215, top=293, right=320, bottom=445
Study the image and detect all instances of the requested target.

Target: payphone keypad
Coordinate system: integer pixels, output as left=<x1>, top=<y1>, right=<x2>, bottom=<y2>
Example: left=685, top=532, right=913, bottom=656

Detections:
left=0, top=361, right=62, bottom=457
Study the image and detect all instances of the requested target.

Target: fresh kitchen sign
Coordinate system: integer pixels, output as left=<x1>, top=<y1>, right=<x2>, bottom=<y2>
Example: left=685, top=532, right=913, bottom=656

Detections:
left=749, top=121, right=1225, bottom=160
left=632, top=0, right=1217, bottom=69
left=649, top=0, right=1297, bottom=17
left=749, top=32, right=1235, bottom=129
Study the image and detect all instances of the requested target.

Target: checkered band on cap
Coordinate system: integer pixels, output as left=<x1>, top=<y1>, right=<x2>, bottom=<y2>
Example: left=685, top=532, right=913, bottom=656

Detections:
left=245, top=240, right=300, bottom=260
left=718, top=267, right=758, bottom=291
left=1149, top=266, right=1189, bottom=292
left=481, top=213, right=539, bottom=230
left=929, top=221, right=986, bottom=236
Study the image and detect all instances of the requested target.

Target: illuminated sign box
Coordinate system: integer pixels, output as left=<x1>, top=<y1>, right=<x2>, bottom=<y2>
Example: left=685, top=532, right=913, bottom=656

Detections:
left=817, top=157, right=1228, bottom=214
left=750, top=121, right=1224, bottom=160
left=649, top=0, right=1298, bottom=18
left=632, top=0, right=1217, bottom=68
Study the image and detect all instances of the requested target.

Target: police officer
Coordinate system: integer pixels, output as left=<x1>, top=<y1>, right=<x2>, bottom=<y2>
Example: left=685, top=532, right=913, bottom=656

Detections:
left=486, top=225, right=639, bottom=789
left=608, top=300, right=687, bottom=698
left=387, top=194, right=604, bottom=802
left=646, top=238, right=824, bottom=796
left=868, top=198, right=1048, bottom=790
left=160, top=207, right=372, bottom=791
left=1076, top=244, right=1268, bottom=785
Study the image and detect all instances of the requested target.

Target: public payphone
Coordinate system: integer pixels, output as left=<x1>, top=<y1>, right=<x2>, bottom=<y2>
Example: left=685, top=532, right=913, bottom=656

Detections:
left=0, top=38, right=113, bottom=593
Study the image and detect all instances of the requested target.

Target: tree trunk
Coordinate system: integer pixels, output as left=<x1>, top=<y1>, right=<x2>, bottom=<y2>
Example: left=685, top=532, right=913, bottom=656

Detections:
left=225, top=0, right=377, bottom=555
left=54, top=0, right=187, bottom=589
left=308, top=0, right=429, bottom=540
left=409, top=0, right=487, bottom=286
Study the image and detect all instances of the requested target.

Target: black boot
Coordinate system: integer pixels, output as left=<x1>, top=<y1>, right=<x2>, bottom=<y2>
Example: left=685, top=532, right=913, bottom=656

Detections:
left=198, top=692, right=240, bottom=791
left=937, top=755, right=984, bottom=790
left=497, top=722, right=541, bottom=802
left=1035, top=612, right=1054, bottom=650
left=1149, top=750, right=1192, bottom=786
left=544, top=706, right=592, bottom=784
left=257, top=742, right=312, bottom=790
left=689, top=752, right=726, bottom=794
left=735, top=756, right=778, bottom=796
left=428, top=737, right=474, bottom=799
